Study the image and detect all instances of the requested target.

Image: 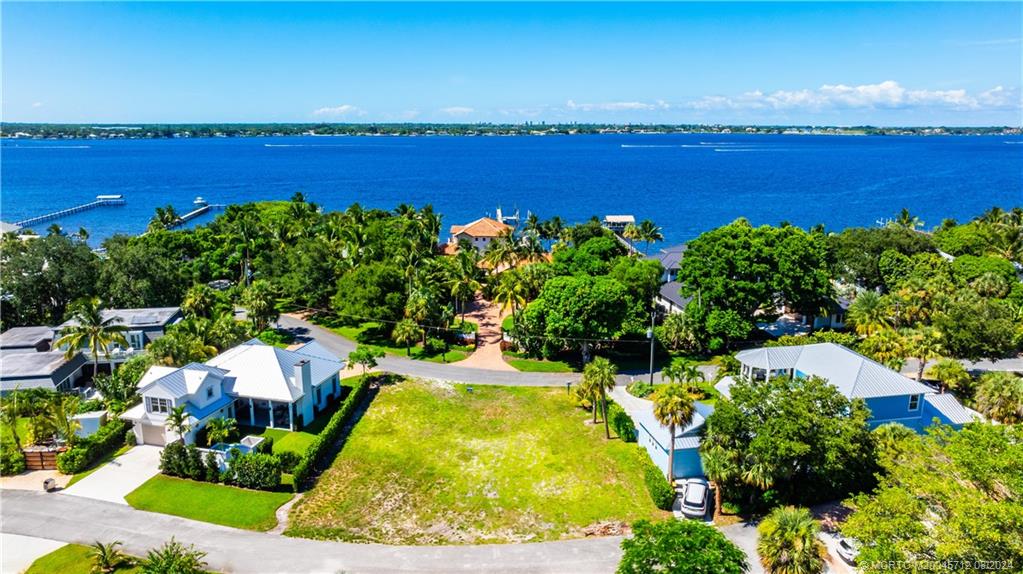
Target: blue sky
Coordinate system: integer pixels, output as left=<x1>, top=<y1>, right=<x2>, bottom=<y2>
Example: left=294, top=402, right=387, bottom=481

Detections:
left=3, top=2, right=1021, bottom=126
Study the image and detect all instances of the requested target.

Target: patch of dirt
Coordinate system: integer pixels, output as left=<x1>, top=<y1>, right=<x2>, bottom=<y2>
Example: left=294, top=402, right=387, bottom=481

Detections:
left=571, top=520, right=631, bottom=538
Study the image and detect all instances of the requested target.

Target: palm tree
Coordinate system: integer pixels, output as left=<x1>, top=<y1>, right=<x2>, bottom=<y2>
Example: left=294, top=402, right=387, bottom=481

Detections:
left=523, top=213, right=541, bottom=237
left=166, top=405, right=191, bottom=443
left=583, top=357, right=618, bottom=439
left=392, top=319, right=424, bottom=356
left=46, top=394, right=82, bottom=445
left=926, top=357, right=971, bottom=394
left=742, top=458, right=775, bottom=492
left=971, top=272, right=1010, bottom=298
left=662, top=358, right=706, bottom=397
left=205, top=417, right=237, bottom=446
left=651, top=384, right=695, bottom=481
left=47, top=223, right=63, bottom=236
left=622, top=223, right=641, bottom=252
left=483, top=229, right=521, bottom=271
left=493, top=270, right=528, bottom=323
left=846, top=291, right=889, bottom=336
left=182, top=284, right=220, bottom=319
left=860, top=328, right=908, bottom=371
left=55, top=297, right=128, bottom=380
left=902, top=326, right=943, bottom=382
left=757, top=506, right=826, bottom=574
left=701, top=445, right=738, bottom=520
left=449, top=248, right=483, bottom=321
left=404, top=290, right=432, bottom=345
left=974, top=372, right=1023, bottom=424
left=891, top=208, right=923, bottom=231
left=637, top=219, right=664, bottom=254
left=232, top=211, right=261, bottom=287
left=89, top=540, right=129, bottom=574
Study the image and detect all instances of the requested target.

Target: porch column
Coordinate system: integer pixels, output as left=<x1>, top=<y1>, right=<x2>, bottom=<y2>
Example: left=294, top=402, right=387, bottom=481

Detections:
left=288, top=403, right=294, bottom=430
left=248, top=398, right=255, bottom=426
left=268, top=401, right=275, bottom=429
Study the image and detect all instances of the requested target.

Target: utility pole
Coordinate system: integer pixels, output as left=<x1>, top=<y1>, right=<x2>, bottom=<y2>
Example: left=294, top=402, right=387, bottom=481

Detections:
left=647, top=307, right=656, bottom=385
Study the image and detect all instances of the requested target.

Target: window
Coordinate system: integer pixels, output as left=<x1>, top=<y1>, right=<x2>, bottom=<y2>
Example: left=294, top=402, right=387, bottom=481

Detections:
left=908, top=394, right=920, bottom=411
left=206, top=386, right=214, bottom=399
left=127, top=331, right=144, bottom=350
left=147, top=397, right=171, bottom=414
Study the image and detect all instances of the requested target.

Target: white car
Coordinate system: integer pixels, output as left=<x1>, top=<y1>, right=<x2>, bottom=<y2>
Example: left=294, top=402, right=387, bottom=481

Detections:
left=836, top=537, right=859, bottom=565
left=680, top=478, right=710, bottom=519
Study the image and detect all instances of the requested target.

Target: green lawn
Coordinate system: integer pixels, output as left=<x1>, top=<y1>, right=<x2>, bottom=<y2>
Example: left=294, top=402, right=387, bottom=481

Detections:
left=26, top=544, right=140, bottom=574
left=502, top=352, right=574, bottom=373
left=324, top=321, right=472, bottom=364
left=1, top=416, right=30, bottom=444
left=66, top=444, right=134, bottom=487
left=125, top=475, right=293, bottom=531
left=239, top=377, right=360, bottom=456
left=286, top=379, right=668, bottom=544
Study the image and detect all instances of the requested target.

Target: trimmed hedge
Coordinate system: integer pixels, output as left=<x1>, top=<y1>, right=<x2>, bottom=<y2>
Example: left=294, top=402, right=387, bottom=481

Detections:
left=231, top=452, right=282, bottom=490
left=56, top=418, right=130, bottom=474
left=291, top=375, right=370, bottom=490
left=607, top=401, right=636, bottom=442
left=638, top=446, right=675, bottom=510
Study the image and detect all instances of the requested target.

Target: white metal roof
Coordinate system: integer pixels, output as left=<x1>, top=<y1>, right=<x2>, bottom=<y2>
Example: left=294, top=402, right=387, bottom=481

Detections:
left=206, top=339, right=344, bottom=402
left=735, top=343, right=934, bottom=399
left=924, top=393, right=984, bottom=425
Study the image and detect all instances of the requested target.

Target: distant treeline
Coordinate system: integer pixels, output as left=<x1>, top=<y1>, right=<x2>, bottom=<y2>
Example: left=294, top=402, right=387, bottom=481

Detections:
left=2, top=122, right=1020, bottom=139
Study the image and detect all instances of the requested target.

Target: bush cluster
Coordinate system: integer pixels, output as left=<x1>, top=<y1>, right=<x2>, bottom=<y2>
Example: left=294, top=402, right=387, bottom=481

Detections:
left=0, top=441, right=26, bottom=475
left=56, top=418, right=130, bottom=474
left=231, top=452, right=282, bottom=490
left=607, top=402, right=636, bottom=442
left=160, top=442, right=282, bottom=490
left=638, top=446, right=675, bottom=510
left=291, top=375, right=370, bottom=490
left=160, top=443, right=210, bottom=481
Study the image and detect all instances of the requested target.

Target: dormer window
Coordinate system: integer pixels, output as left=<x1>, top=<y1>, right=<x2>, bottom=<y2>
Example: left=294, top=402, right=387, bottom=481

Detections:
left=147, top=397, right=170, bottom=414
left=908, top=394, right=920, bottom=411
left=207, top=386, right=214, bottom=399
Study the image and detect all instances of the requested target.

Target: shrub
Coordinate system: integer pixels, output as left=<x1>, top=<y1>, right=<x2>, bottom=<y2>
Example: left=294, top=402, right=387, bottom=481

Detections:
left=231, top=452, right=281, bottom=490
left=124, top=426, right=137, bottom=447
left=56, top=418, right=131, bottom=474
left=56, top=448, right=88, bottom=475
left=0, top=441, right=26, bottom=475
left=627, top=381, right=655, bottom=398
left=608, top=402, right=636, bottom=442
left=203, top=450, right=220, bottom=482
left=618, top=519, right=748, bottom=574
left=255, top=436, right=273, bottom=455
left=140, top=538, right=207, bottom=574
left=184, top=445, right=204, bottom=481
left=424, top=337, right=446, bottom=355
left=159, top=441, right=186, bottom=477
left=275, top=450, right=301, bottom=473
left=638, top=447, right=675, bottom=510
left=77, top=398, right=105, bottom=413
left=291, top=375, right=371, bottom=490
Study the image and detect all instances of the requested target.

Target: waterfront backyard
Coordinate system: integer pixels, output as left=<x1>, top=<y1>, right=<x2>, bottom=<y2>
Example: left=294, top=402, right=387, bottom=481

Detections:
left=286, top=378, right=668, bottom=544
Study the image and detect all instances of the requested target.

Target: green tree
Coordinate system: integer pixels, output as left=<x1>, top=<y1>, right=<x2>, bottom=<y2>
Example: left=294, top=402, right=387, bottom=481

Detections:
left=974, top=371, right=1023, bottom=424
left=701, top=444, right=739, bottom=521
left=843, top=424, right=1023, bottom=574
left=902, top=326, right=943, bottom=381
left=859, top=329, right=908, bottom=370
left=622, top=223, right=641, bottom=252
left=331, top=261, right=406, bottom=325
left=661, top=358, right=706, bottom=398
left=617, top=519, right=749, bottom=574
left=348, top=345, right=384, bottom=378
left=583, top=357, right=618, bottom=439
left=181, top=283, right=222, bottom=319
left=46, top=394, right=82, bottom=445
left=392, top=319, right=424, bottom=356
left=845, top=291, right=890, bottom=336
left=925, top=358, right=972, bottom=394
left=0, top=233, right=100, bottom=327
left=55, top=297, right=129, bottom=379
left=757, top=506, right=826, bottom=574
left=828, top=227, right=933, bottom=290
left=97, top=235, right=189, bottom=308
left=242, top=280, right=279, bottom=331
left=651, top=384, right=695, bottom=481
left=205, top=417, right=237, bottom=446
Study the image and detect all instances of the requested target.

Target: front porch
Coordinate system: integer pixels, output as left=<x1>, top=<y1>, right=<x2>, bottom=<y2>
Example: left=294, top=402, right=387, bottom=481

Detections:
left=233, top=398, right=298, bottom=430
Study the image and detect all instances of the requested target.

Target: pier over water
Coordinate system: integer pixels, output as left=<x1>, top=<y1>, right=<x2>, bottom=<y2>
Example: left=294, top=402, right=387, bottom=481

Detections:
left=13, top=195, right=125, bottom=228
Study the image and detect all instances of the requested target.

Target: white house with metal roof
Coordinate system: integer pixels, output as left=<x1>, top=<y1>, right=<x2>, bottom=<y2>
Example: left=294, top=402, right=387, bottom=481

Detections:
left=123, top=338, right=345, bottom=446
left=716, top=343, right=981, bottom=431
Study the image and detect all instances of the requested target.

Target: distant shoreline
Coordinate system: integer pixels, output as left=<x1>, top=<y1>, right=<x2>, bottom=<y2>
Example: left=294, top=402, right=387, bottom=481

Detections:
left=2, top=123, right=1020, bottom=141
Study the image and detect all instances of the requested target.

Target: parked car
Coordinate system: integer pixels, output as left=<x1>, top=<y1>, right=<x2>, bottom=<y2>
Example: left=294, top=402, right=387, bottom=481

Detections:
left=680, top=478, right=709, bottom=519
left=836, top=537, right=859, bottom=565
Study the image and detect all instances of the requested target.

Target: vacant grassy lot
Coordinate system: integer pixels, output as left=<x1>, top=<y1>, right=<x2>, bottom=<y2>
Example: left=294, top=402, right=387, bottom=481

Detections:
left=26, top=544, right=140, bottom=574
left=125, top=475, right=293, bottom=531
left=287, top=379, right=667, bottom=544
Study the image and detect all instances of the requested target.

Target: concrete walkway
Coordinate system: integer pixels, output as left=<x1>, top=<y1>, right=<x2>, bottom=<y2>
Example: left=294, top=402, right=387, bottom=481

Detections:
left=0, top=469, right=70, bottom=492
left=62, top=445, right=161, bottom=504
left=0, top=532, right=66, bottom=574
left=1, top=491, right=623, bottom=574
left=451, top=295, right=516, bottom=371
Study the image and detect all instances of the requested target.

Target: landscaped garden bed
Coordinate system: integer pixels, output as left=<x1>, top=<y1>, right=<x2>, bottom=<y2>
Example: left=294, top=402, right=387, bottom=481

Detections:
left=286, top=378, right=669, bottom=544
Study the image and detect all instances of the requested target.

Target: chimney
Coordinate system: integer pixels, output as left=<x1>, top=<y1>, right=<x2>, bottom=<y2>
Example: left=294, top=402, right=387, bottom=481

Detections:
left=295, top=359, right=314, bottom=427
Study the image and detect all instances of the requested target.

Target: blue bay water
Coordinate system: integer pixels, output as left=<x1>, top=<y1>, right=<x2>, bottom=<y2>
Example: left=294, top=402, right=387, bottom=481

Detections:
left=1, top=134, right=1021, bottom=246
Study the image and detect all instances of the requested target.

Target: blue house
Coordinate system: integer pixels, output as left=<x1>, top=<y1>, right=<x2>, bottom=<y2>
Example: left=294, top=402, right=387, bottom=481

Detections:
left=717, top=343, right=982, bottom=432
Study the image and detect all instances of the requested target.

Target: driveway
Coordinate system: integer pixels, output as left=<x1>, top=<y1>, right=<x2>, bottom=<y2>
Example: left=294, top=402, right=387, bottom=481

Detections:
left=450, top=295, right=517, bottom=371
left=2, top=490, right=622, bottom=574
left=0, top=533, right=66, bottom=574
left=62, top=445, right=161, bottom=504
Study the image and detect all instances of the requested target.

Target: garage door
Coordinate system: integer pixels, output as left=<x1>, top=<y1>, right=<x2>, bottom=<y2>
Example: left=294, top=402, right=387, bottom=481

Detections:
left=141, top=424, right=166, bottom=446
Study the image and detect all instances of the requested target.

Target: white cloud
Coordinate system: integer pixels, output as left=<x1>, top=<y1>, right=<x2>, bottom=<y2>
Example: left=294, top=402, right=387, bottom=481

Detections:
left=440, top=106, right=474, bottom=116
left=312, top=104, right=364, bottom=118
left=566, top=99, right=670, bottom=112
left=31, top=102, right=43, bottom=108
left=685, top=81, right=1021, bottom=112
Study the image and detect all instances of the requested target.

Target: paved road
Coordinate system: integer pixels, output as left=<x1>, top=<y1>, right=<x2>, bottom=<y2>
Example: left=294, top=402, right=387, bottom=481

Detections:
left=1, top=491, right=623, bottom=574
left=277, top=315, right=718, bottom=387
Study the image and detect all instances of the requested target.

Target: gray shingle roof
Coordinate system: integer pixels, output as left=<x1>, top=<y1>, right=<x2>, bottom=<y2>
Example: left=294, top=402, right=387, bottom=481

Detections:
left=647, top=244, right=687, bottom=270
left=735, top=343, right=934, bottom=399
left=657, top=281, right=693, bottom=310
left=0, top=326, right=53, bottom=350
left=58, top=307, right=181, bottom=330
left=0, top=351, right=86, bottom=392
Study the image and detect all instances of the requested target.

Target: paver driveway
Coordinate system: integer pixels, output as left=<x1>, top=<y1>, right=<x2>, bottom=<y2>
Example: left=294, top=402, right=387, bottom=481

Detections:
left=62, top=445, right=161, bottom=504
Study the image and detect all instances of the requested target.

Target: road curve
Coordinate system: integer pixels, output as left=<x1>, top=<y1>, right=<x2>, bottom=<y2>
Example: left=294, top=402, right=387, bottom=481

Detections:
left=0, top=490, right=623, bottom=574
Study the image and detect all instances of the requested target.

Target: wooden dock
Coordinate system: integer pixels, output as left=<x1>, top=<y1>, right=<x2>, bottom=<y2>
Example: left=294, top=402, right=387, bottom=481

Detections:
left=164, top=203, right=222, bottom=229
left=13, top=195, right=125, bottom=228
